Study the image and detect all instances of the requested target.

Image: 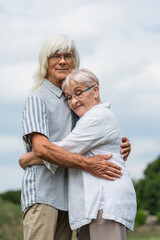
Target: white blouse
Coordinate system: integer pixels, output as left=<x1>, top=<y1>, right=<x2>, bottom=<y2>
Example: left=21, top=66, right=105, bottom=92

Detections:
left=44, top=103, right=137, bottom=231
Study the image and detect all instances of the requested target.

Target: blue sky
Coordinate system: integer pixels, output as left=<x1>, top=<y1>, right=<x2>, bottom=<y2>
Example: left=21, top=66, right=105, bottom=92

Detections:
left=0, top=0, right=160, bottom=193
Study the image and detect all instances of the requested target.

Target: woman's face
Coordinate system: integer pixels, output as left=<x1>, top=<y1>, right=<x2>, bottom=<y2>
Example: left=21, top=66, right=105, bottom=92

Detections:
left=64, top=81, right=99, bottom=117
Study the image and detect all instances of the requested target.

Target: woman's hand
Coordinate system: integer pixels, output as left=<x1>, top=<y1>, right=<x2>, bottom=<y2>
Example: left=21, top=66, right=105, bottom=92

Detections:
left=120, top=137, right=131, bottom=161
left=19, top=152, right=44, bottom=170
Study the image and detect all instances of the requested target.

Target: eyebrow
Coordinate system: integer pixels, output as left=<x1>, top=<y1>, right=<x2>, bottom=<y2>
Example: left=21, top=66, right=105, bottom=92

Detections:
left=74, top=86, right=83, bottom=90
left=64, top=85, right=83, bottom=95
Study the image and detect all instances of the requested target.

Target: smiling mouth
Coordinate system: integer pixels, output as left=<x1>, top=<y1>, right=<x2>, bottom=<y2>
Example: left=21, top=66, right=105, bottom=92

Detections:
left=74, top=105, right=82, bottom=110
left=56, top=68, right=68, bottom=71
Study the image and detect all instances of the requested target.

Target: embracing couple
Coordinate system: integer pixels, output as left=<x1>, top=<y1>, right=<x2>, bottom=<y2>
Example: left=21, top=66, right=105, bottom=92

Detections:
left=19, top=34, right=137, bottom=240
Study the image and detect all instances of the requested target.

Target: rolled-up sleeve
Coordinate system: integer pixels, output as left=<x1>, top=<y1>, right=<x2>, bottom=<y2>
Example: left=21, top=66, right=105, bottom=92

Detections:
left=22, top=95, right=49, bottom=150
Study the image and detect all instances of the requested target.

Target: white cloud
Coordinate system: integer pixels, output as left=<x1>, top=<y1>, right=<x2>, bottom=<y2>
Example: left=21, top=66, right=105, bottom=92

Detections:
left=0, top=62, right=35, bottom=101
left=127, top=162, right=146, bottom=180
left=0, top=135, right=24, bottom=153
left=0, top=166, right=23, bottom=193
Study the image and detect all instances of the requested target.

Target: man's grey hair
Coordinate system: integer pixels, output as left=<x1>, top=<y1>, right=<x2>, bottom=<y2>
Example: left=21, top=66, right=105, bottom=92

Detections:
left=32, top=34, right=80, bottom=91
left=62, top=68, right=99, bottom=91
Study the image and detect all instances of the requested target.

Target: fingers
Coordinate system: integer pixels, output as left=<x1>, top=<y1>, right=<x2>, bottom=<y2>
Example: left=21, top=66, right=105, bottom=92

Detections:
left=120, top=138, right=131, bottom=161
left=104, top=160, right=122, bottom=170
left=120, top=146, right=131, bottom=160
left=19, top=158, right=25, bottom=170
left=102, top=154, right=112, bottom=160
left=121, top=136, right=131, bottom=147
left=121, top=136, right=128, bottom=142
left=120, top=146, right=131, bottom=155
left=104, top=168, right=122, bottom=178
left=89, top=155, right=122, bottom=180
left=92, top=162, right=122, bottom=180
left=96, top=170, right=122, bottom=181
left=100, top=174, right=115, bottom=181
left=109, top=166, right=122, bottom=175
left=121, top=141, right=131, bottom=150
left=122, top=152, right=129, bottom=161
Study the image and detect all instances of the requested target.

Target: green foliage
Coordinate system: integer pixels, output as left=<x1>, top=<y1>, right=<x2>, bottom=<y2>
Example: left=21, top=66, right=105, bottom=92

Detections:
left=0, top=198, right=23, bottom=240
left=135, top=209, right=147, bottom=226
left=156, top=212, right=160, bottom=223
left=144, top=156, right=160, bottom=179
left=134, top=156, right=160, bottom=215
left=0, top=190, right=21, bottom=205
left=134, top=179, right=146, bottom=210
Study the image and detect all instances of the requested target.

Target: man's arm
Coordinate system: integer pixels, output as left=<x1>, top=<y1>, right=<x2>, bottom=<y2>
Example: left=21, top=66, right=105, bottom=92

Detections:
left=31, top=133, right=122, bottom=181
left=20, top=136, right=131, bottom=169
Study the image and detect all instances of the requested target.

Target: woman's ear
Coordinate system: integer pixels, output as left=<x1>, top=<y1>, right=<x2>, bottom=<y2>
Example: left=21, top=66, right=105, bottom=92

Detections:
left=93, top=85, right=99, bottom=98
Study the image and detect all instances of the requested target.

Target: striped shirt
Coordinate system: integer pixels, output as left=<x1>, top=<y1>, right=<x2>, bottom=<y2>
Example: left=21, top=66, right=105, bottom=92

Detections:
left=21, top=79, right=73, bottom=212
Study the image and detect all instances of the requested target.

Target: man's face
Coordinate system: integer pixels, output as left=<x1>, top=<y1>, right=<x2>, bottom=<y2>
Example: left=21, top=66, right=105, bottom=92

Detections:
left=47, top=51, right=74, bottom=89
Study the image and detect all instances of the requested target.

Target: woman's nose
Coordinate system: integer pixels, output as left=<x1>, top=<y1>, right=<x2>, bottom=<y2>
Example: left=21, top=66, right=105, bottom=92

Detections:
left=71, top=96, right=78, bottom=105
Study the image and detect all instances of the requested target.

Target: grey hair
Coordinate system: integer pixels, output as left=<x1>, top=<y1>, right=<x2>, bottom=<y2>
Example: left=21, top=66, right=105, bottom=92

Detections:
left=62, top=68, right=99, bottom=91
left=32, top=34, right=80, bottom=91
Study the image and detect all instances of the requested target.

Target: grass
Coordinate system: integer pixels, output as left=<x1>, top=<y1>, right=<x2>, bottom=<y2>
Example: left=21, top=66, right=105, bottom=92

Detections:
left=129, top=238, right=160, bottom=240
left=71, top=226, right=160, bottom=240
left=72, top=233, right=160, bottom=240
left=0, top=198, right=160, bottom=240
left=127, top=225, right=160, bottom=240
left=0, top=198, right=23, bottom=240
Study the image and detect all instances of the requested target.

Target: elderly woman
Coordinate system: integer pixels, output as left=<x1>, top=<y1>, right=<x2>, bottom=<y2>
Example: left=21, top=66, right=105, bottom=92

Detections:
left=20, top=69, right=137, bottom=240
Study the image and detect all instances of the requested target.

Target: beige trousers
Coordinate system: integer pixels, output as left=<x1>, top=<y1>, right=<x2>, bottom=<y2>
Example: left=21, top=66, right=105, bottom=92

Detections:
left=23, top=203, right=72, bottom=240
left=77, top=210, right=127, bottom=240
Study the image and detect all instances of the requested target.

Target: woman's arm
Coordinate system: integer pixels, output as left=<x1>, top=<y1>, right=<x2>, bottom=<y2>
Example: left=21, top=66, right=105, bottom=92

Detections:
left=19, top=152, right=44, bottom=170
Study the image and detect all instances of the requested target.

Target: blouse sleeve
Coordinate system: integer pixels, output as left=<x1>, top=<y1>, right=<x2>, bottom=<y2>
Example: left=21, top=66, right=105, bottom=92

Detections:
left=43, top=112, right=106, bottom=174
left=56, top=116, right=106, bottom=154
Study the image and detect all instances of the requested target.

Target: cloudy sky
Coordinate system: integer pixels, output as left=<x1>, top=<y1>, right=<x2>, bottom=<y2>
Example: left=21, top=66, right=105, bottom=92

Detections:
left=0, top=0, right=160, bottom=193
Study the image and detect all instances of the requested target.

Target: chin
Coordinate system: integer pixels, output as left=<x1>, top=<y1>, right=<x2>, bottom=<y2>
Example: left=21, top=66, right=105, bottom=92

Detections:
left=59, top=75, right=67, bottom=80
left=75, top=110, right=85, bottom=117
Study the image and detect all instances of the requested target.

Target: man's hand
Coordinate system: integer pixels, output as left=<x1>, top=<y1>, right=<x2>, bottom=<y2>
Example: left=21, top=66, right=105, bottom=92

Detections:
left=86, top=154, right=122, bottom=181
left=120, top=137, right=131, bottom=161
left=19, top=152, right=44, bottom=170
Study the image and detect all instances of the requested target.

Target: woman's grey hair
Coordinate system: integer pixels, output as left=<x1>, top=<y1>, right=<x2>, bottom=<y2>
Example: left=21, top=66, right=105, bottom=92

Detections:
left=32, top=34, right=80, bottom=91
left=62, top=68, right=99, bottom=91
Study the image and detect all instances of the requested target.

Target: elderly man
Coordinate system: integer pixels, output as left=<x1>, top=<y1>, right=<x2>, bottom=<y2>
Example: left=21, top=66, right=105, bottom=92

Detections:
left=20, top=34, right=131, bottom=240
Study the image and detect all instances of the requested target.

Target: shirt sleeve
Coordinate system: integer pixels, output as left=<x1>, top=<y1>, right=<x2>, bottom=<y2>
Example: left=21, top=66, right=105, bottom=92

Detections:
left=22, top=95, right=49, bottom=150
left=56, top=115, right=106, bottom=154
left=43, top=112, right=106, bottom=174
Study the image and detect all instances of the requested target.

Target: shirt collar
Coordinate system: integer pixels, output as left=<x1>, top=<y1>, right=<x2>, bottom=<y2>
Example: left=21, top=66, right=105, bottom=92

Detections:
left=43, top=79, right=63, bottom=97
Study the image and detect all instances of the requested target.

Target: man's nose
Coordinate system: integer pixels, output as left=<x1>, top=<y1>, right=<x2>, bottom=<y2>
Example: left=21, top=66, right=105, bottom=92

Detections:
left=59, top=56, right=66, bottom=64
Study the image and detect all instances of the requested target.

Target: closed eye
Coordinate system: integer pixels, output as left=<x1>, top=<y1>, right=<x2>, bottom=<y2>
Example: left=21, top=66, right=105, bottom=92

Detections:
left=75, top=91, right=83, bottom=97
left=65, top=95, right=72, bottom=102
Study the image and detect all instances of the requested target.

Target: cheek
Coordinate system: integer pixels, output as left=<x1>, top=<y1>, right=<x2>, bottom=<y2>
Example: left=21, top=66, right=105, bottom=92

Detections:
left=68, top=103, right=74, bottom=111
left=69, top=62, right=74, bottom=71
left=87, top=99, right=95, bottom=108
